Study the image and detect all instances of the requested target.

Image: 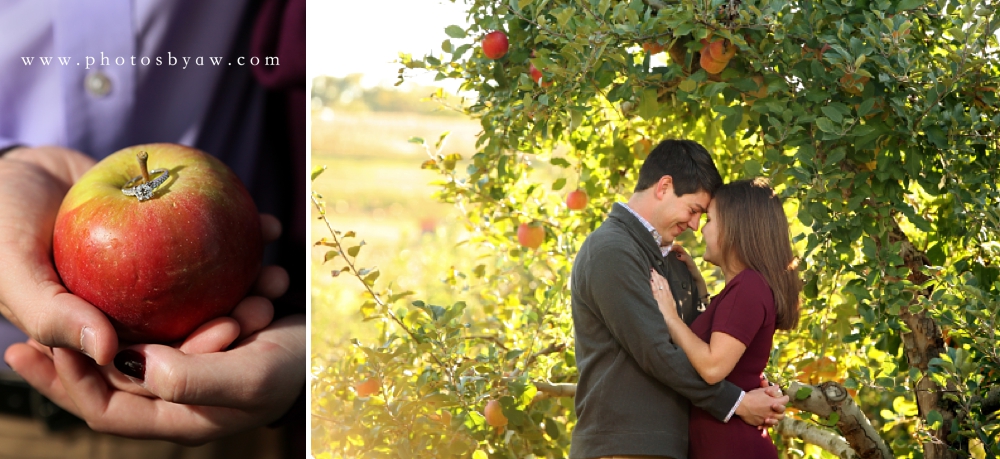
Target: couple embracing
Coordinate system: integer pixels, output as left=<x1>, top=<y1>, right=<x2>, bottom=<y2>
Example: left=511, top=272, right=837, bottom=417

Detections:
left=570, top=139, right=801, bottom=459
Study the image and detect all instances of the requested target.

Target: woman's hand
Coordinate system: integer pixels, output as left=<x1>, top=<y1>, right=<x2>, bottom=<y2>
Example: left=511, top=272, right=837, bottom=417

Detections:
left=669, top=244, right=709, bottom=302
left=650, top=270, right=680, bottom=322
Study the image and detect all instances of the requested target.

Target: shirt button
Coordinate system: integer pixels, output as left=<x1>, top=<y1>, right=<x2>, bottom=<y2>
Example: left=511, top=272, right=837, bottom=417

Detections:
left=85, top=71, right=112, bottom=97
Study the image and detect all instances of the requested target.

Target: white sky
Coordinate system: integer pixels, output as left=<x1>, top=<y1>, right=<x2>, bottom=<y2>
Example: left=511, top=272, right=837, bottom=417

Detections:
left=307, top=0, right=472, bottom=89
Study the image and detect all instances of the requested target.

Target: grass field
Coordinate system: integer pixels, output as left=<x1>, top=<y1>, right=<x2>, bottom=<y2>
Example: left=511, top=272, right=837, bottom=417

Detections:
left=310, top=109, right=483, bottom=352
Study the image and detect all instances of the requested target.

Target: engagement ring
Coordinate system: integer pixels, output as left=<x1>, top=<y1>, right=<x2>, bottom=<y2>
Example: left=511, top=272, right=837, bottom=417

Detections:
left=122, top=169, right=169, bottom=201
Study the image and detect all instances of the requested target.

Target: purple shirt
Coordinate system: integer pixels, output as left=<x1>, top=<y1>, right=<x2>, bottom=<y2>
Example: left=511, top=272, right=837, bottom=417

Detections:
left=0, top=0, right=271, bottom=368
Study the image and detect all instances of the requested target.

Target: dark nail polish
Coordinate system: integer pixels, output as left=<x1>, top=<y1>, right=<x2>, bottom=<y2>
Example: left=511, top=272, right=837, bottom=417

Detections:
left=114, top=349, right=145, bottom=381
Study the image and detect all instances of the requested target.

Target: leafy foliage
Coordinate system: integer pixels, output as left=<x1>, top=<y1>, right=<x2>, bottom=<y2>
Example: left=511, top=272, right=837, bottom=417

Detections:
left=312, top=0, right=1000, bottom=457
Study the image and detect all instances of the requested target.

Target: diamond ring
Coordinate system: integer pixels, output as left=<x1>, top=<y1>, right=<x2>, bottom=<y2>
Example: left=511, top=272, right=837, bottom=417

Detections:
left=122, top=169, right=169, bottom=201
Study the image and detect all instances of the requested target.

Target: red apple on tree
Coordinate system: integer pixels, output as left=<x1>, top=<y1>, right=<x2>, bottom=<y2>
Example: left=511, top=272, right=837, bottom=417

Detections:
left=566, top=189, right=589, bottom=210
left=53, top=143, right=263, bottom=343
left=517, top=222, right=545, bottom=249
left=484, top=399, right=508, bottom=427
left=482, top=31, right=509, bottom=60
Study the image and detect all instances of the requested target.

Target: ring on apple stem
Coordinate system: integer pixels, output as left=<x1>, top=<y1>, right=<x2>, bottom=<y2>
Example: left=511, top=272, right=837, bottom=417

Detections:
left=122, top=169, right=169, bottom=201
left=121, top=151, right=169, bottom=201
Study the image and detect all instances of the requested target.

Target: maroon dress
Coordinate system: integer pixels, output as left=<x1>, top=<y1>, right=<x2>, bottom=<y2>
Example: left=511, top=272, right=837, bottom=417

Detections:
left=687, top=269, right=779, bottom=459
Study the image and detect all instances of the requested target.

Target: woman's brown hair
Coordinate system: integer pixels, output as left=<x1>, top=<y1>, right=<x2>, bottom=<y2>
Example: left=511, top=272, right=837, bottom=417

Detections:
left=714, top=178, right=801, bottom=330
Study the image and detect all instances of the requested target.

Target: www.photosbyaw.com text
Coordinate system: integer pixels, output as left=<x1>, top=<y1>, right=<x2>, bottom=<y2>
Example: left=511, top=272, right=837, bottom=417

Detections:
left=21, top=52, right=278, bottom=70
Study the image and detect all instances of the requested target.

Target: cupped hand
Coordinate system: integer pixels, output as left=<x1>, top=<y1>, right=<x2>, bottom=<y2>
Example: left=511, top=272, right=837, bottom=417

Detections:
left=650, top=270, right=679, bottom=320
left=0, top=146, right=120, bottom=364
left=6, top=311, right=305, bottom=445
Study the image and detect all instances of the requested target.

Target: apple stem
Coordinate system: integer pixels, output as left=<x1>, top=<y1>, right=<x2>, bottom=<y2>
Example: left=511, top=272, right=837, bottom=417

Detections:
left=136, top=151, right=151, bottom=184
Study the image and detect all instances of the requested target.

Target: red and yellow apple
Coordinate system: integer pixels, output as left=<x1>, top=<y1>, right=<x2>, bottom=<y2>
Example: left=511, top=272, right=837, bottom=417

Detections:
left=529, top=62, right=552, bottom=87
left=517, top=222, right=545, bottom=249
left=53, top=143, right=262, bottom=343
left=566, top=189, right=589, bottom=210
left=482, top=31, right=509, bottom=60
left=642, top=42, right=665, bottom=54
left=484, top=399, right=508, bottom=427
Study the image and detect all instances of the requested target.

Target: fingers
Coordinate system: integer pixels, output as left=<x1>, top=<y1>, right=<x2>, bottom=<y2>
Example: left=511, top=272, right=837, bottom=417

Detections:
left=17, top=291, right=118, bottom=365
left=253, top=265, right=289, bottom=299
left=119, top=314, right=304, bottom=408
left=4, top=343, right=80, bottom=417
left=260, top=214, right=282, bottom=243
left=229, top=296, right=275, bottom=342
left=178, top=317, right=240, bottom=354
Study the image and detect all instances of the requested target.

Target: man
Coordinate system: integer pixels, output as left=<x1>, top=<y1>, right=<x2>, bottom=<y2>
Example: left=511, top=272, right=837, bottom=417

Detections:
left=570, top=139, right=787, bottom=459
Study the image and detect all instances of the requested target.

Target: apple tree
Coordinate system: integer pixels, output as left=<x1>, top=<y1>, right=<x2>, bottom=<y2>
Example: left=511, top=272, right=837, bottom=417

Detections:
left=311, top=0, right=1000, bottom=457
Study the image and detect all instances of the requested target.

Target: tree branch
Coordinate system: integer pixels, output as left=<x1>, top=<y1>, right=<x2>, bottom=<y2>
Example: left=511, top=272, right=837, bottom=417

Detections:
left=775, top=418, right=859, bottom=459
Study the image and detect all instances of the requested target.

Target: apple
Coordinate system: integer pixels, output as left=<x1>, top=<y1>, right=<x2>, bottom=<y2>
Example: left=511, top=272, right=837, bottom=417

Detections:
left=482, top=31, right=509, bottom=60
left=699, top=51, right=727, bottom=75
left=642, top=42, right=665, bottom=54
left=517, top=222, right=544, bottom=249
left=566, top=189, right=588, bottom=210
left=707, top=39, right=736, bottom=62
left=529, top=62, right=551, bottom=87
left=484, top=399, right=508, bottom=427
left=355, top=378, right=381, bottom=397
left=53, top=143, right=262, bottom=343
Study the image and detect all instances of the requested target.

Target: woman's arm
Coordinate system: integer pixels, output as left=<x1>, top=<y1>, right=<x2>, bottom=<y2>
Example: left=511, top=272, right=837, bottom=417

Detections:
left=651, top=271, right=746, bottom=384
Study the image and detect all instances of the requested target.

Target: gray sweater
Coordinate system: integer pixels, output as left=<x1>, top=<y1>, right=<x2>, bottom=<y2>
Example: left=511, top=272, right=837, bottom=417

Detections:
left=569, top=203, right=743, bottom=459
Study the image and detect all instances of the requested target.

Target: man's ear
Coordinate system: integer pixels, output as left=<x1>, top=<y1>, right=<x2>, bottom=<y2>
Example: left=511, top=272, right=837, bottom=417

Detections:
left=655, top=175, right=674, bottom=199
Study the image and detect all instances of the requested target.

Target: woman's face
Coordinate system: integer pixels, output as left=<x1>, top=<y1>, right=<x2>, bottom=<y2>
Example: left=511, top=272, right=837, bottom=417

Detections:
left=701, top=199, right=722, bottom=267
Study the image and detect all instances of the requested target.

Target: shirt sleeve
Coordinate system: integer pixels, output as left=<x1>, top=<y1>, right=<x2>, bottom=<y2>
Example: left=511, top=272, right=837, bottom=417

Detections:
left=709, top=274, right=768, bottom=346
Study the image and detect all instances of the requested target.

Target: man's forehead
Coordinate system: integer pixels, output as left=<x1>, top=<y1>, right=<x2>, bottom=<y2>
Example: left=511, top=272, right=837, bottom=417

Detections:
left=680, top=190, right=711, bottom=211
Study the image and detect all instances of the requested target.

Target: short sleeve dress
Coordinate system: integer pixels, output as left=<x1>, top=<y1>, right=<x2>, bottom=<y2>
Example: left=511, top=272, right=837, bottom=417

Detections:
left=687, top=269, right=779, bottom=459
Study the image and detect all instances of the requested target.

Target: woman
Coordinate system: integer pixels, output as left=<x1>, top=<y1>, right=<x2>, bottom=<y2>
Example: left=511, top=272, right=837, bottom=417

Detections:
left=650, top=178, right=801, bottom=459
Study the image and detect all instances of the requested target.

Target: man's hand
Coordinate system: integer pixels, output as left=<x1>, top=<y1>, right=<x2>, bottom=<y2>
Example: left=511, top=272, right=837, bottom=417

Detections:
left=735, top=385, right=788, bottom=427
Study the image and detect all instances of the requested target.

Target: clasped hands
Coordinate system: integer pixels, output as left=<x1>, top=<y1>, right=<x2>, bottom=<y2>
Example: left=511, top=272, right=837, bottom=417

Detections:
left=0, top=146, right=304, bottom=445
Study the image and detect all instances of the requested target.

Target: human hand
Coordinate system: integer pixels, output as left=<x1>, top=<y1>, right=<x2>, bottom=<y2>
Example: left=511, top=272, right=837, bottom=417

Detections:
left=736, top=385, right=788, bottom=427
left=669, top=244, right=708, bottom=295
left=650, top=270, right=679, bottom=322
left=0, top=146, right=122, bottom=364
left=6, top=310, right=305, bottom=445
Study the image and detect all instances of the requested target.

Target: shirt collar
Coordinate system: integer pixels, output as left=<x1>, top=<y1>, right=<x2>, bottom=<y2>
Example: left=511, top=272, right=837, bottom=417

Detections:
left=619, top=202, right=662, bottom=246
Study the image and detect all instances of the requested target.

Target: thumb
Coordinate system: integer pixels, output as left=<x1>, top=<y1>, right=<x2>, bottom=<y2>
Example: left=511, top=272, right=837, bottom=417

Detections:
left=9, top=290, right=118, bottom=366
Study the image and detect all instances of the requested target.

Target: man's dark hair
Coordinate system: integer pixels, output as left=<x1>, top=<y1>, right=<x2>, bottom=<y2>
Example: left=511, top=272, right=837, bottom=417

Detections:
left=633, top=139, right=723, bottom=196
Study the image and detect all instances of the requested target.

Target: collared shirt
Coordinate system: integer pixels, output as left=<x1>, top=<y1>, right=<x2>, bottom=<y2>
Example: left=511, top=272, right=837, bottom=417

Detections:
left=618, top=202, right=674, bottom=257
left=618, top=201, right=745, bottom=422
left=0, top=0, right=260, bottom=182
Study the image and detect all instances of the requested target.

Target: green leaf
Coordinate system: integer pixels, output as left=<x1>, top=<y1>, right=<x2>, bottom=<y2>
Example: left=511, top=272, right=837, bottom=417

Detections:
left=445, top=25, right=466, bottom=39
left=744, top=159, right=762, bottom=177
left=639, top=88, right=659, bottom=119
left=324, top=250, right=339, bottom=263
left=348, top=245, right=362, bottom=257
left=816, top=117, right=838, bottom=133
left=927, top=409, right=943, bottom=428
left=795, top=386, right=813, bottom=400
left=897, top=0, right=924, bottom=11
left=679, top=78, right=698, bottom=93
left=311, top=165, right=327, bottom=181
left=857, top=98, right=877, bottom=117
left=408, top=136, right=425, bottom=144
left=552, top=178, right=567, bottom=191
left=821, top=106, right=843, bottom=124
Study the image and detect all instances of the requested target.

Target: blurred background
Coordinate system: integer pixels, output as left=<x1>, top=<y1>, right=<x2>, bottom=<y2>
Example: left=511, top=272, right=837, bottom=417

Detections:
left=308, top=1, right=477, bottom=354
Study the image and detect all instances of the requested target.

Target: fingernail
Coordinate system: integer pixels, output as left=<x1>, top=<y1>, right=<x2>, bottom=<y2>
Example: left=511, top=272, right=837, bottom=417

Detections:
left=114, top=349, right=146, bottom=381
left=80, top=326, right=97, bottom=359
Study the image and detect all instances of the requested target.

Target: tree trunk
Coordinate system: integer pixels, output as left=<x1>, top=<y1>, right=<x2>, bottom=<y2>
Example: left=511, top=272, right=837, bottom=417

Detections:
left=889, top=223, right=957, bottom=459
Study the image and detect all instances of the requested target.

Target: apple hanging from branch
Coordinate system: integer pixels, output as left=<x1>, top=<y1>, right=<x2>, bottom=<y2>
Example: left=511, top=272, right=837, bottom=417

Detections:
left=52, top=143, right=263, bottom=343
left=481, top=31, right=509, bottom=60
